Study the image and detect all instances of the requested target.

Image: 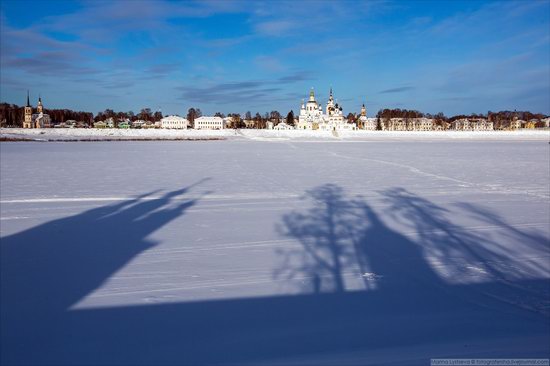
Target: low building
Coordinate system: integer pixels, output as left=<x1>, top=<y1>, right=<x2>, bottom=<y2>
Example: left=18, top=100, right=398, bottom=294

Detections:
left=382, top=118, right=407, bottom=131
left=411, top=118, right=435, bottom=131
left=273, top=122, right=294, bottom=130
left=132, top=120, right=147, bottom=128
left=223, top=117, right=233, bottom=129
left=510, top=119, right=523, bottom=130
left=318, top=120, right=356, bottom=131
left=361, top=117, right=377, bottom=130
left=105, top=117, right=115, bottom=128
left=451, top=118, right=493, bottom=131
left=118, top=122, right=130, bottom=129
left=94, top=121, right=107, bottom=128
left=524, top=120, right=537, bottom=129
left=33, top=113, right=52, bottom=128
left=243, top=119, right=256, bottom=128
left=160, top=115, right=188, bottom=129
left=194, top=116, right=224, bottom=130
left=383, top=118, right=437, bottom=131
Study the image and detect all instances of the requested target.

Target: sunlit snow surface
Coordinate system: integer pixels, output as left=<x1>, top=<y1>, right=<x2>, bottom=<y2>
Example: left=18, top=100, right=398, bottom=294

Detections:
left=1, top=137, right=549, bottom=364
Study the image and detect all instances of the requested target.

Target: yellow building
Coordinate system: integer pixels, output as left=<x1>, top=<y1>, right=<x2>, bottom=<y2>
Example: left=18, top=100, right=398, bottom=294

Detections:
left=23, top=92, right=51, bottom=128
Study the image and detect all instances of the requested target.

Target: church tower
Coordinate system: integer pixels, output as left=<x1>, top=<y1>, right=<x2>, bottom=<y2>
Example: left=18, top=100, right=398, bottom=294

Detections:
left=361, top=103, right=367, bottom=117
left=37, top=95, right=44, bottom=114
left=24, top=91, right=33, bottom=128
left=326, top=87, right=335, bottom=115
left=308, top=88, right=316, bottom=102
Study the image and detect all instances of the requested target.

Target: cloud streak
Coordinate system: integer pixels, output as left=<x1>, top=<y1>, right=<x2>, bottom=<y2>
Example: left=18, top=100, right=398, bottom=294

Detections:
left=178, top=71, right=313, bottom=105
left=379, top=86, right=415, bottom=94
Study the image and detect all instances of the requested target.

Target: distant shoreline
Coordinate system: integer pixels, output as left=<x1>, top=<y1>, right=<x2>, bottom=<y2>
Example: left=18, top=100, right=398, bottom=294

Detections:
left=0, top=136, right=226, bottom=142
left=1, top=128, right=548, bottom=142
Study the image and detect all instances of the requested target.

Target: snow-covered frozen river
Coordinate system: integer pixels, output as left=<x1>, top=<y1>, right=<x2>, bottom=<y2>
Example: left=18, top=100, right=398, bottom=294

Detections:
left=1, top=139, right=549, bottom=364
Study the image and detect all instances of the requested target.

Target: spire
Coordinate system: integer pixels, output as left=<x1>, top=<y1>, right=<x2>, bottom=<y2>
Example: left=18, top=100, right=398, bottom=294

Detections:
left=26, top=90, right=30, bottom=107
left=38, top=94, right=42, bottom=105
left=330, top=86, right=333, bottom=96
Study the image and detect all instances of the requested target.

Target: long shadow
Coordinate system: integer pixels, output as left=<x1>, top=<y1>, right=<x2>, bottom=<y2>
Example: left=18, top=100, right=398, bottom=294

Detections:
left=1, top=180, right=209, bottom=363
left=381, top=188, right=550, bottom=315
left=272, top=184, right=549, bottom=362
left=1, top=183, right=549, bottom=364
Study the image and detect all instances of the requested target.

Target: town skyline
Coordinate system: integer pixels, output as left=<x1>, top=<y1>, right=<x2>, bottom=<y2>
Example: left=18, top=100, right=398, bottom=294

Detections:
left=1, top=0, right=549, bottom=116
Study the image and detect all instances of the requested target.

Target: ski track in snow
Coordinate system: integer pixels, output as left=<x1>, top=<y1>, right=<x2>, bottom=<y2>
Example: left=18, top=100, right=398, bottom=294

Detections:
left=325, top=150, right=550, bottom=200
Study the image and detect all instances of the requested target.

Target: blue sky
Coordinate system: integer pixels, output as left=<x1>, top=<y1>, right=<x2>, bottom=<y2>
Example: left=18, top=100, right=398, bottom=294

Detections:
left=1, top=0, right=549, bottom=116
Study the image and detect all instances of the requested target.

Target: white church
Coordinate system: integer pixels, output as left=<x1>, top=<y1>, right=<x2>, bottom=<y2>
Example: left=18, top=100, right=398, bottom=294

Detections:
left=297, top=88, right=357, bottom=131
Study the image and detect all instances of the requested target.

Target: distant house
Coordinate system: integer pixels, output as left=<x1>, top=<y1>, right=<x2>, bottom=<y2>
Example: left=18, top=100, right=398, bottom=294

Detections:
left=194, top=116, right=224, bottom=130
left=105, top=117, right=115, bottom=128
left=510, top=119, right=523, bottom=130
left=273, top=122, right=293, bottom=130
left=360, top=117, right=377, bottom=131
left=451, top=118, right=493, bottom=131
left=383, top=118, right=437, bottom=131
left=524, top=120, right=537, bottom=129
left=266, top=121, right=274, bottom=130
left=411, top=118, right=435, bottom=131
left=223, top=117, right=233, bottom=129
left=383, top=118, right=406, bottom=131
left=94, top=121, right=107, bottom=129
left=160, top=115, right=188, bottom=129
left=243, top=119, right=256, bottom=128
left=118, top=121, right=130, bottom=129
left=132, top=120, right=147, bottom=128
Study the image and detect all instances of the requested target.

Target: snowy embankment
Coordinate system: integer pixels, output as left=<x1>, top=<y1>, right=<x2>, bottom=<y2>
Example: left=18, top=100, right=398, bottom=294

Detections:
left=241, top=129, right=550, bottom=141
left=1, top=127, right=549, bottom=141
left=0, top=127, right=233, bottom=141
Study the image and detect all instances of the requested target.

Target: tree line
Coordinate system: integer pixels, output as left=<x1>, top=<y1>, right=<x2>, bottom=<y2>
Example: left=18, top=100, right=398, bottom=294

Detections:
left=94, top=108, right=163, bottom=124
left=206, top=110, right=294, bottom=129
left=2, top=102, right=547, bottom=128
left=0, top=103, right=93, bottom=127
left=375, top=108, right=547, bottom=123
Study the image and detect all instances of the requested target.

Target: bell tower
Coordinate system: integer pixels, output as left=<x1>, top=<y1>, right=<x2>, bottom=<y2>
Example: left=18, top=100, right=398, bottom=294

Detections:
left=326, top=87, right=335, bottom=115
left=24, top=91, right=33, bottom=128
left=37, top=95, right=44, bottom=114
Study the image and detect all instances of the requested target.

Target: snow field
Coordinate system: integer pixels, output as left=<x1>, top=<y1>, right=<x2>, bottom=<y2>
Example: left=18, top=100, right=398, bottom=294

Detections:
left=1, top=139, right=549, bottom=364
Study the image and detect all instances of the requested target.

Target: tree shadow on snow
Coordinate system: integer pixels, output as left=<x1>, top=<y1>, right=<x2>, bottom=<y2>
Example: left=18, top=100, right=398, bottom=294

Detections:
left=1, top=183, right=549, bottom=365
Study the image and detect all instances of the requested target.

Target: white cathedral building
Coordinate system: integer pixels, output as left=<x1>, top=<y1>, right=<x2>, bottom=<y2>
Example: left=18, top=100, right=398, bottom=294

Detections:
left=297, top=88, right=357, bottom=131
